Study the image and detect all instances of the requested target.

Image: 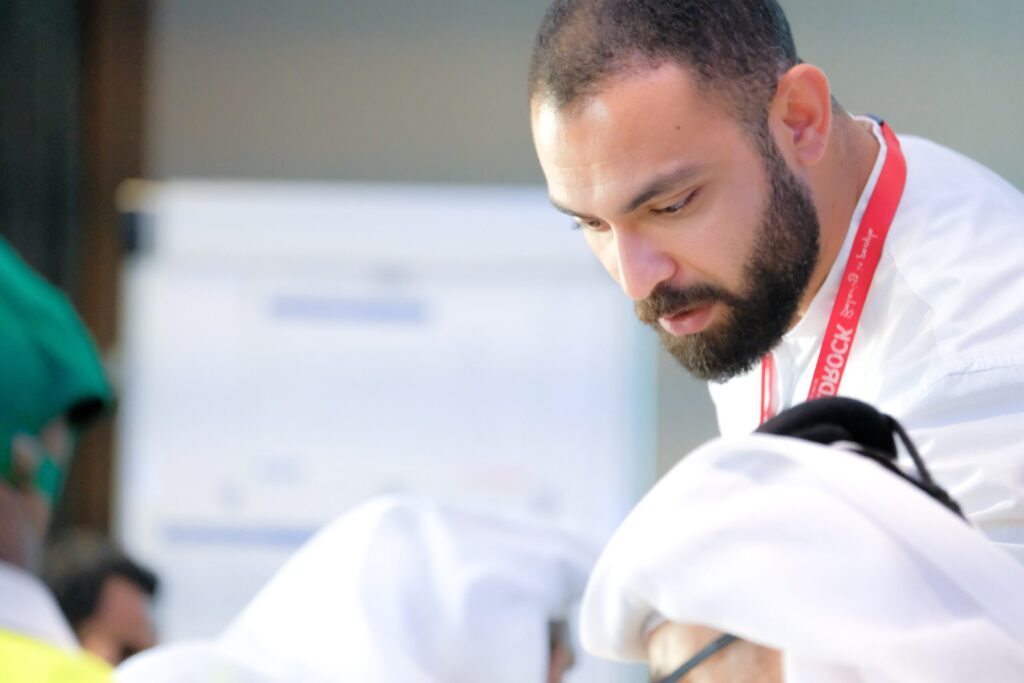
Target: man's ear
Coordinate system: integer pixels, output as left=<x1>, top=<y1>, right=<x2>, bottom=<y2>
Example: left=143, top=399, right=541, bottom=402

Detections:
left=768, top=64, right=832, bottom=167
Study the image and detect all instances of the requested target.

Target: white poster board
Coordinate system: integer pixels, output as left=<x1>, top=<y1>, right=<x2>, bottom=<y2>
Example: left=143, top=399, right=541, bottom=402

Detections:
left=115, top=181, right=655, bottom=681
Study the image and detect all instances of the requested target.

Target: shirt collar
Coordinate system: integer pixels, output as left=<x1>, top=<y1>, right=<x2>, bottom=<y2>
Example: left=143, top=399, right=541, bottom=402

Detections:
left=785, top=117, right=888, bottom=342
left=0, top=560, right=78, bottom=649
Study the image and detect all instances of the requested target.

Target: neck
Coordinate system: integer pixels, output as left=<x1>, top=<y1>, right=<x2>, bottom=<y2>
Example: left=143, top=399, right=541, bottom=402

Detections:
left=798, top=114, right=880, bottom=317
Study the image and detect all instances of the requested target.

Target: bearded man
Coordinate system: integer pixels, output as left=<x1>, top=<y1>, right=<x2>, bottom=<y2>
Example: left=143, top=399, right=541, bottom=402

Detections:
left=529, top=0, right=1024, bottom=562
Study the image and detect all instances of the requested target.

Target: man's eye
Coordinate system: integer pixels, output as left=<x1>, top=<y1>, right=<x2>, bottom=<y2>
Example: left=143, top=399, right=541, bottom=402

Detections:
left=571, top=218, right=607, bottom=232
left=654, top=190, right=699, bottom=216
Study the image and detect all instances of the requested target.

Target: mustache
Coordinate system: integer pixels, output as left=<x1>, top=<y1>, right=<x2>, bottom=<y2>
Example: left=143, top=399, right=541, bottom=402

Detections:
left=635, top=283, right=741, bottom=325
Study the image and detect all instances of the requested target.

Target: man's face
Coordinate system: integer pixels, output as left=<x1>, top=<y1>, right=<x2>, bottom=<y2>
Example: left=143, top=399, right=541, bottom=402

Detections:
left=532, top=63, right=819, bottom=382
left=646, top=622, right=782, bottom=683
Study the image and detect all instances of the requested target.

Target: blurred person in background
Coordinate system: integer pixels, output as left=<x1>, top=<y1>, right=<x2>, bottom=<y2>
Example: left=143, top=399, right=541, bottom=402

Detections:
left=0, top=237, right=115, bottom=681
left=529, top=0, right=1024, bottom=561
left=117, top=495, right=595, bottom=683
left=581, top=399, right=1024, bottom=682
left=44, top=530, right=159, bottom=665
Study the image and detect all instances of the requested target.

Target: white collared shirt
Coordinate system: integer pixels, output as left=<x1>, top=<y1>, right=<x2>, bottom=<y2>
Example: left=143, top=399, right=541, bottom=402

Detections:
left=0, top=560, right=78, bottom=649
left=710, top=118, right=1024, bottom=562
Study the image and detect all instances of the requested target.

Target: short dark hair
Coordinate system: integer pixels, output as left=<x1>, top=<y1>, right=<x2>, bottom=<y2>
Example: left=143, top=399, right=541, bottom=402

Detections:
left=50, top=556, right=159, bottom=630
left=528, top=0, right=800, bottom=131
left=43, top=532, right=160, bottom=630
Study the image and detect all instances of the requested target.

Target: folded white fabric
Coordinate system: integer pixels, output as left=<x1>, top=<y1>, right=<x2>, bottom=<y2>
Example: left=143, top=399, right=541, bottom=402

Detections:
left=118, top=495, right=596, bottom=682
left=581, top=434, right=1024, bottom=683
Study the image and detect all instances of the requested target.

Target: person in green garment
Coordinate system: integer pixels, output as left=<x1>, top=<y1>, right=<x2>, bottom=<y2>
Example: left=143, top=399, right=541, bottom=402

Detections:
left=0, top=236, right=116, bottom=681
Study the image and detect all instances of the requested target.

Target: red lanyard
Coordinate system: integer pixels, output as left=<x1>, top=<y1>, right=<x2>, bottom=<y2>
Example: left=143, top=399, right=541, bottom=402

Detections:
left=760, top=121, right=907, bottom=425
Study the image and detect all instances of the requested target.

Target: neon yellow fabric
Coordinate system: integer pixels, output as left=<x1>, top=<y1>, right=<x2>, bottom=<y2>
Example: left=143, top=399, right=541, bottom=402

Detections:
left=0, top=628, right=112, bottom=682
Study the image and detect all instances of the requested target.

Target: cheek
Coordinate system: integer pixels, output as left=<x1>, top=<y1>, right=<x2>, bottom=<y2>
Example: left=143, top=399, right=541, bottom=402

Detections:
left=727, top=165, right=773, bottom=254
left=686, top=189, right=766, bottom=284
left=680, top=144, right=772, bottom=281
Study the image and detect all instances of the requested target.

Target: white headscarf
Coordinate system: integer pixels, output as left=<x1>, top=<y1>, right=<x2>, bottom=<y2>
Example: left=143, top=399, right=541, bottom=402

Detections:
left=118, top=496, right=596, bottom=682
left=581, top=434, right=1024, bottom=683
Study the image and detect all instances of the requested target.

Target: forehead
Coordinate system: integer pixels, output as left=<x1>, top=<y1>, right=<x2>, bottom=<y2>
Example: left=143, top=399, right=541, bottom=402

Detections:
left=531, top=63, right=740, bottom=196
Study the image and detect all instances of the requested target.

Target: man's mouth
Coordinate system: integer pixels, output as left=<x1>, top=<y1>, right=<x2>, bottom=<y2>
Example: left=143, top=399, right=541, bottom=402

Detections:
left=658, top=302, right=717, bottom=337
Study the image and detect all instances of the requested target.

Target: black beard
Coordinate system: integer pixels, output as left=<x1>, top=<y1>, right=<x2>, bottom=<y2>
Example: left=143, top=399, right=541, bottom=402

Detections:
left=635, top=135, right=820, bottom=382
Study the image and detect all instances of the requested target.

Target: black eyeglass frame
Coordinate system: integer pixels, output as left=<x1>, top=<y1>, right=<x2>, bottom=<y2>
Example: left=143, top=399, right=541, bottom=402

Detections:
left=654, top=633, right=739, bottom=683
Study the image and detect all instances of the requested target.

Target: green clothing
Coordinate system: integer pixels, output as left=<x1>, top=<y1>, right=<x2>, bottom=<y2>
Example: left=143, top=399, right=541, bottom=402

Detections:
left=0, top=628, right=112, bottom=682
left=0, top=238, right=113, bottom=492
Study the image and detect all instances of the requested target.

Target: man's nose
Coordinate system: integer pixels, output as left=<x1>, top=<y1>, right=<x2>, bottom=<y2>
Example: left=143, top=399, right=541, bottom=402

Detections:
left=612, top=228, right=676, bottom=301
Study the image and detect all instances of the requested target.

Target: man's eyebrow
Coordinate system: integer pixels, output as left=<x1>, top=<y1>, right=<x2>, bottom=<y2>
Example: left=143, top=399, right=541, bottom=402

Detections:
left=622, top=163, right=704, bottom=214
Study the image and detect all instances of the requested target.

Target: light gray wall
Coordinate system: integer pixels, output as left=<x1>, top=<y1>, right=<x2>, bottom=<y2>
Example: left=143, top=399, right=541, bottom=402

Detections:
left=146, top=0, right=553, bottom=182
left=147, top=0, right=1024, bottom=185
left=146, top=0, right=1024, bottom=474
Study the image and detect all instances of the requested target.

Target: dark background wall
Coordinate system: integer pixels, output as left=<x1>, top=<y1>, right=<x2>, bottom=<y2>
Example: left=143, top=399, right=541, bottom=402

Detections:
left=0, top=0, right=146, bottom=531
left=0, top=0, right=83, bottom=295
